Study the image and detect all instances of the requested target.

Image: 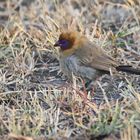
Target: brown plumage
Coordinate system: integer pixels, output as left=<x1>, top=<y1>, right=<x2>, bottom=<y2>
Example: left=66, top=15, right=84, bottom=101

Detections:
left=54, top=30, right=140, bottom=81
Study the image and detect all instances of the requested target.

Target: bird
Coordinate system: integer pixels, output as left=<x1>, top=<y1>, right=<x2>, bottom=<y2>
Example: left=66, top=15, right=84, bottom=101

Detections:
left=54, top=30, right=140, bottom=82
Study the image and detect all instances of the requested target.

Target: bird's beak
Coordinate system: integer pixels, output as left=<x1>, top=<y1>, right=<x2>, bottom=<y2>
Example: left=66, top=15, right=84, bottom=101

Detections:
left=54, top=41, right=60, bottom=47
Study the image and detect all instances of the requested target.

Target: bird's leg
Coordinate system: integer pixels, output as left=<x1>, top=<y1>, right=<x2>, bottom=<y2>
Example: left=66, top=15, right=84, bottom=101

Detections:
left=85, top=80, right=95, bottom=95
left=75, top=77, right=88, bottom=102
left=81, top=78, right=88, bottom=101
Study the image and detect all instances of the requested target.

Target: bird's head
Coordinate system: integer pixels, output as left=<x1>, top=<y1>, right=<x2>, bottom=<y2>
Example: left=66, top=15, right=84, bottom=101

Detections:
left=54, top=31, right=85, bottom=51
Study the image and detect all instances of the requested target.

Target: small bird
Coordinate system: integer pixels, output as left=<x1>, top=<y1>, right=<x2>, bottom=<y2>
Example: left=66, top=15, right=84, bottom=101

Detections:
left=54, top=30, right=140, bottom=82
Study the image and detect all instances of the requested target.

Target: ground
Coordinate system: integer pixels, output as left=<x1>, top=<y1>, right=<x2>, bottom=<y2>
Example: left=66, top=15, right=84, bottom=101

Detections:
left=0, top=0, right=140, bottom=140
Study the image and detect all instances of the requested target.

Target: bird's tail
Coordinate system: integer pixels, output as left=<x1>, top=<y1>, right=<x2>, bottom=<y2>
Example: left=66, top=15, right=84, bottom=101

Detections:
left=116, top=65, right=140, bottom=75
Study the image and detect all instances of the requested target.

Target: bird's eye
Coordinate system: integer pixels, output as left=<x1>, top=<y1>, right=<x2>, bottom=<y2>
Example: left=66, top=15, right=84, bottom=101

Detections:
left=59, top=40, right=67, bottom=44
left=59, top=40, right=69, bottom=48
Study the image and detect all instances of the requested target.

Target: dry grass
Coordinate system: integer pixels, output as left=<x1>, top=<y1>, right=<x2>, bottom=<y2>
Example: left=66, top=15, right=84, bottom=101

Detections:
left=0, top=0, right=140, bottom=139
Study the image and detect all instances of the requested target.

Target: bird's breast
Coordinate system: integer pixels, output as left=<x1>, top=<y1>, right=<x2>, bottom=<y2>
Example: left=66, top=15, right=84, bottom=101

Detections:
left=59, top=54, right=101, bottom=80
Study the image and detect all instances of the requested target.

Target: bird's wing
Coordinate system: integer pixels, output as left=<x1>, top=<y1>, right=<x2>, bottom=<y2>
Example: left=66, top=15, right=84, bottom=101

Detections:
left=75, top=42, right=118, bottom=72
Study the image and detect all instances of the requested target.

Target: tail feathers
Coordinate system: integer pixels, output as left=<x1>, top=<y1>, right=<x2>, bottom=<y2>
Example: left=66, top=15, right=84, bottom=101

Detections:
left=116, top=65, right=140, bottom=75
